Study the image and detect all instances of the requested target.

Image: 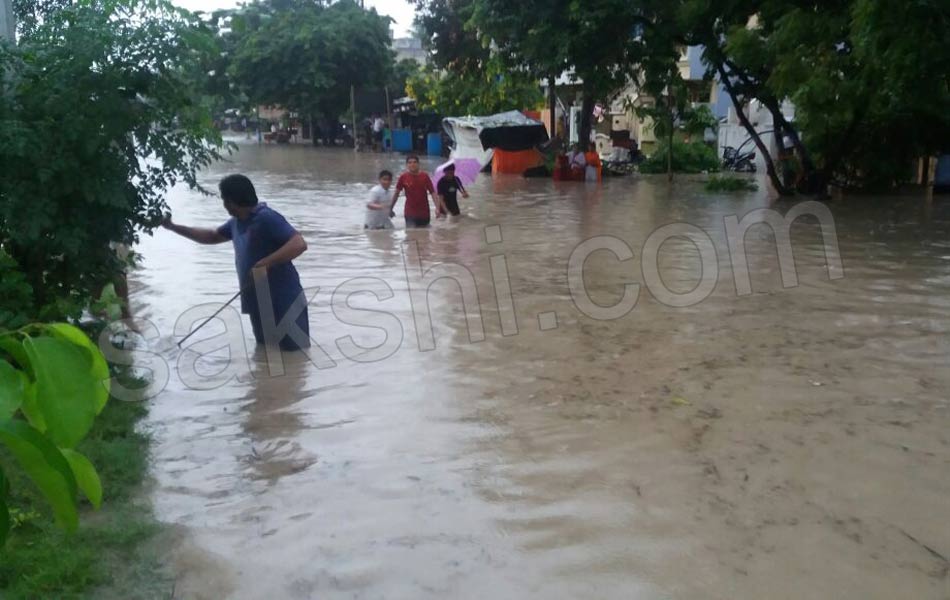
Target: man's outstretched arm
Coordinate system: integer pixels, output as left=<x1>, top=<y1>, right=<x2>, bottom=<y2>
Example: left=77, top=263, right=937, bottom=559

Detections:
left=162, top=215, right=228, bottom=245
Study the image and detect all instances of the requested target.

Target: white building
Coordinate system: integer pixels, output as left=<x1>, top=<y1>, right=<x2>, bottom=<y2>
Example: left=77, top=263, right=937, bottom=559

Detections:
left=392, top=36, right=426, bottom=65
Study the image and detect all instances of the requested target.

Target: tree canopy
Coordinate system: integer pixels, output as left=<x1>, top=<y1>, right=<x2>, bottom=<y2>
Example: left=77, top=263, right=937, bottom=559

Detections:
left=225, top=0, right=394, bottom=123
left=470, top=0, right=646, bottom=144
left=409, top=0, right=542, bottom=116
left=459, top=0, right=950, bottom=192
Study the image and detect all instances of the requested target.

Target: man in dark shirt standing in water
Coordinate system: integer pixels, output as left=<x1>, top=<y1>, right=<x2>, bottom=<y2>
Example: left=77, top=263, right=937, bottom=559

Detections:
left=390, top=155, right=442, bottom=228
left=161, top=174, right=311, bottom=351
left=436, top=162, right=469, bottom=217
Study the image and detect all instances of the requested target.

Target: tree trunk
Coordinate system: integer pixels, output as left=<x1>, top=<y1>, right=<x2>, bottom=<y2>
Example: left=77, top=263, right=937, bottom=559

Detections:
left=761, top=97, right=820, bottom=194
left=667, top=91, right=675, bottom=182
left=548, top=74, right=557, bottom=142
left=720, top=59, right=818, bottom=195
left=716, top=64, right=790, bottom=196
left=578, top=90, right=595, bottom=151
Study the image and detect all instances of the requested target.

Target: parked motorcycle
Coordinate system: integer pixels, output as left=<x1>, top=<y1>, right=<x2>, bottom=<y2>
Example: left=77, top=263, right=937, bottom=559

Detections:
left=722, top=145, right=757, bottom=172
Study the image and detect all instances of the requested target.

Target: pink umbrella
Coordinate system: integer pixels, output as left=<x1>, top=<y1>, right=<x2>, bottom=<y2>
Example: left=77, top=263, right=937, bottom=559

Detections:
left=433, top=158, right=482, bottom=189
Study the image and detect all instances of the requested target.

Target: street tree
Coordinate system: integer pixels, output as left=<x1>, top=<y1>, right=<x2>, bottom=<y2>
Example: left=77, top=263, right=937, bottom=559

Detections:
left=470, top=0, right=645, bottom=145
left=675, top=0, right=950, bottom=193
left=410, top=0, right=542, bottom=116
left=227, top=0, right=393, bottom=141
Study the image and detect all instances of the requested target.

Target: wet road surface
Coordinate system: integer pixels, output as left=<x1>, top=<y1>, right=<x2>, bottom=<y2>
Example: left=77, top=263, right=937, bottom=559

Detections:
left=131, top=141, right=950, bottom=599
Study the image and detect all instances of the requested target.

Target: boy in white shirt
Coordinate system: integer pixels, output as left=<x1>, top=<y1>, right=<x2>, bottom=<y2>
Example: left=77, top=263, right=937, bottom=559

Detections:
left=365, top=170, right=395, bottom=230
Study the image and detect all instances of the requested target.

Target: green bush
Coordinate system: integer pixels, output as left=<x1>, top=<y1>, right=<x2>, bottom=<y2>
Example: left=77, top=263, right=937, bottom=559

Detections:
left=0, top=0, right=225, bottom=323
left=0, top=251, right=36, bottom=331
left=704, top=175, right=759, bottom=192
left=640, top=140, right=721, bottom=174
left=0, top=322, right=112, bottom=545
left=0, top=371, right=160, bottom=598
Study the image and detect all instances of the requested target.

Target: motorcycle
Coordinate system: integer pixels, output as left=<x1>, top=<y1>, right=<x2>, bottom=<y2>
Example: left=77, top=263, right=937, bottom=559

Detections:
left=722, top=144, right=757, bottom=172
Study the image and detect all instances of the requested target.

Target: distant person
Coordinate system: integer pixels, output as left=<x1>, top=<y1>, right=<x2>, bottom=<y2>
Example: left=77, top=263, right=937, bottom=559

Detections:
left=569, top=143, right=587, bottom=180
left=365, top=170, right=395, bottom=230
left=390, top=155, right=442, bottom=228
left=372, top=115, right=385, bottom=151
left=161, top=174, right=310, bottom=351
left=436, top=163, right=469, bottom=217
left=584, top=142, right=602, bottom=182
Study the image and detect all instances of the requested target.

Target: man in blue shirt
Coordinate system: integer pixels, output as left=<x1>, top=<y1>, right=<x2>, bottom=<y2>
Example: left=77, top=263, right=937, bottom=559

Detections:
left=162, top=174, right=310, bottom=351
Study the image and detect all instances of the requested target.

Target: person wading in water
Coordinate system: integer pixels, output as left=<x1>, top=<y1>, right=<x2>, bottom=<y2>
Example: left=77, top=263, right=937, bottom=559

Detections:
left=436, top=162, right=469, bottom=217
left=390, top=155, right=442, bottom=228
left=161, top=174, right=311, bottom=351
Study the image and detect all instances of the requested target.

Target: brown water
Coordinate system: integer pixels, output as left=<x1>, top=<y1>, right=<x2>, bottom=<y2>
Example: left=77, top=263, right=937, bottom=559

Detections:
left=131, top=142, right=950, bottom=599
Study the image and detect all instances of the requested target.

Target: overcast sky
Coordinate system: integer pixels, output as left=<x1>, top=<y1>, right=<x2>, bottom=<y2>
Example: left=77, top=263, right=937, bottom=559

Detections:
left=172, top=0, right=417, bottom=36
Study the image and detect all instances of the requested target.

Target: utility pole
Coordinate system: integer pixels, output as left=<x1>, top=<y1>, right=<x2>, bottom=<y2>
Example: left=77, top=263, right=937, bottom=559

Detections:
left=384, top=85, right=393, bottom=152
left=1, top=0, right=15, bottom=42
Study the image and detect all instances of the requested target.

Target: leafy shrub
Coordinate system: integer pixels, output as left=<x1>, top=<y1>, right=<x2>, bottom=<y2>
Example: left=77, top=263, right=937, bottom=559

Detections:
left=0, top=323, right=112, bottom=545
left=0, top=251, right=35, bottom=331
left=639, top=140, right=721, bottom=174
left=704, top=175, right=759, bottom=192
left=0, top=0, right=225, bottom=323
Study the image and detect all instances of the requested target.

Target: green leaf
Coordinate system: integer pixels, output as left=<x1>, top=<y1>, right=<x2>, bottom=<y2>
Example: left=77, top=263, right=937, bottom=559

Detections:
left=19, top=381, right=46, bottom=431
left=0, top=487, right=8, bottom=547
left=45, top=323, right=111, bottom=413
left=0, top=361, right=25, bottom=420
left=0, top=420, right=79, bottom=532
left=0, top=465, right=8, bottom=546
left=61, top=449, right=103, bottom=509
left=0, top=336, right=31, bottom=377
left=22, top=336, right=100, bottom=448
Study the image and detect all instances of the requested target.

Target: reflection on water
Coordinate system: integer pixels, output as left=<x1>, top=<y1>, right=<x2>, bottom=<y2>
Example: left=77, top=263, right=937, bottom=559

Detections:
left=132, top=141, right=950, bottom=599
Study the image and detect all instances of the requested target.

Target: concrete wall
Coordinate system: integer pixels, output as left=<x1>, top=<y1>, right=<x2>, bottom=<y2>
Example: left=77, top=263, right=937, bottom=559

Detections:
left=710, top=82, right=732, bottom=120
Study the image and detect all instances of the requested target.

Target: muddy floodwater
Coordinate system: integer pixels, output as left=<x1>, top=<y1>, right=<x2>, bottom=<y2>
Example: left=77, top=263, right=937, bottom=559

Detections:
left=130, top=142, right=950, bottom=599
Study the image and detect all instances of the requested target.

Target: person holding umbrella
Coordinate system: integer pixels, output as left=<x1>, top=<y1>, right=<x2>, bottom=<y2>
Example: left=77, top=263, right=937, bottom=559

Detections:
left=436, top=162, right=470, bottom=217
left=432, top=157, right=481, bottom=217
left=161, top=174, right=311, bottom=351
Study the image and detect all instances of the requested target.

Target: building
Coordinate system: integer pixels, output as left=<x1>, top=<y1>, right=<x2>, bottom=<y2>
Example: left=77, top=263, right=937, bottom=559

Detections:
left=392, top=36, right=426, bottom=65
left=605, top=46, right=716, bottom=155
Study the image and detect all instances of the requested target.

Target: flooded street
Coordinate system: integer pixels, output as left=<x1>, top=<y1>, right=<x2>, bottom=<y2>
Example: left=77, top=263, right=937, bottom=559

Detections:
left=131, top=142, right=950, bottom=599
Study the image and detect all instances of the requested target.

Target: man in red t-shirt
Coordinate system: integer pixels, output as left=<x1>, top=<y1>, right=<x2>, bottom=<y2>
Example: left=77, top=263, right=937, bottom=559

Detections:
left=390, top=154, right=442, bottom=228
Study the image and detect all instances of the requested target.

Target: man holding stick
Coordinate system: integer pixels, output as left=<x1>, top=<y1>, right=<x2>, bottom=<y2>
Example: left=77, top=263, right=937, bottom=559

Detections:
left=162, top=174, right=311, bottom=351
